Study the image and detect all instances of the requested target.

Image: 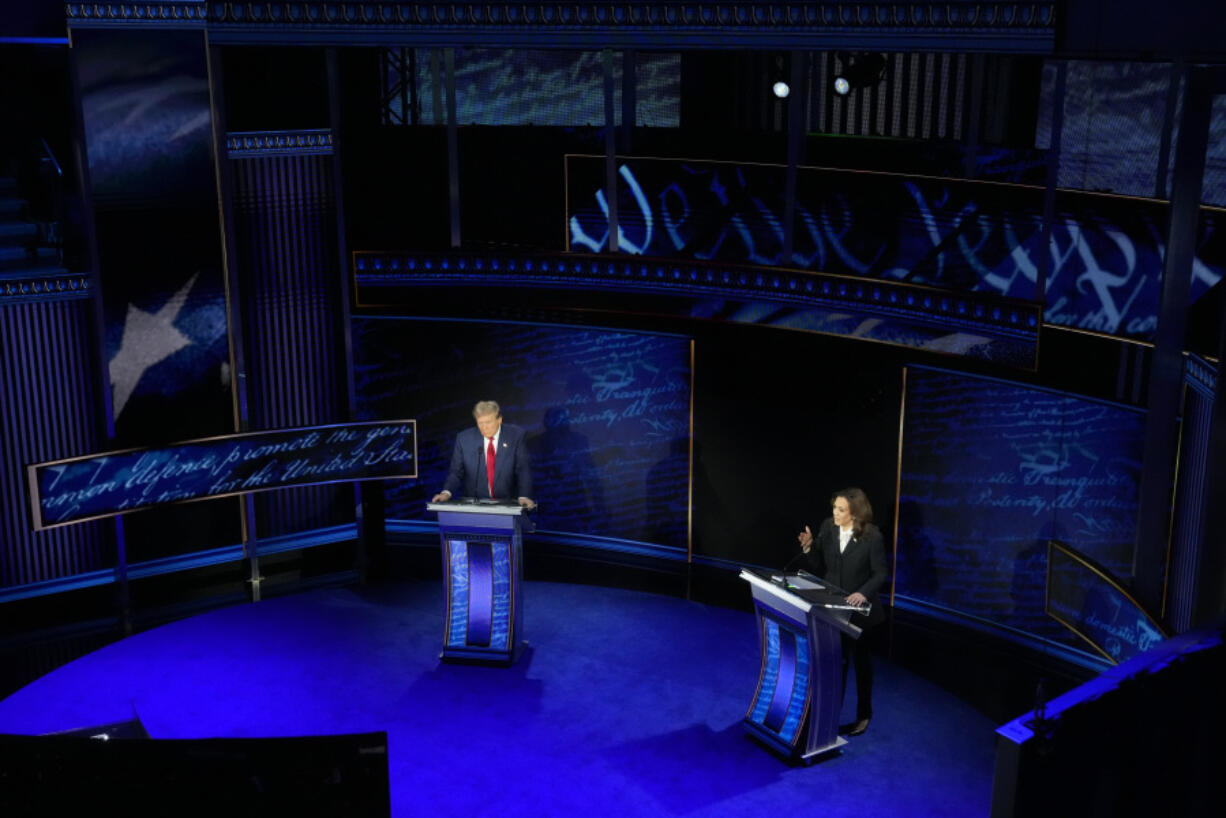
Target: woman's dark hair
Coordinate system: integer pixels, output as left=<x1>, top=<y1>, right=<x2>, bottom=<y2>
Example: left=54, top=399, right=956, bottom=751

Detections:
left=832, top=487, right=873, bottom=537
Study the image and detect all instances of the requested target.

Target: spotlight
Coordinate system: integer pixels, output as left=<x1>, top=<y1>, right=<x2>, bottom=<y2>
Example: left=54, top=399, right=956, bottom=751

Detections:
left=772, top=81, right=790, bottom=99
left=832, top=52, right=887, bottom=96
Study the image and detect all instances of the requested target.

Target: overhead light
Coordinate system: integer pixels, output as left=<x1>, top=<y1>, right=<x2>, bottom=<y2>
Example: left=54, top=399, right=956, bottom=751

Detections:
left=772, top=81, right=790, bottom=99
left=832, top=53, right=887, bottom=96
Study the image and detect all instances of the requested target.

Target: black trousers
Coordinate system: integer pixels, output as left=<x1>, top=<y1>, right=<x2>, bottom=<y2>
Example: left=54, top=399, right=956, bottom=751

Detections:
left=840, top=628, right=875, bottom=721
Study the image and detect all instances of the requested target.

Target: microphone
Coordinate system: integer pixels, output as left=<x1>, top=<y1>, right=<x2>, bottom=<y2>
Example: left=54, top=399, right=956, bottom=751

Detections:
left=780, top=548, right=808, bottom=574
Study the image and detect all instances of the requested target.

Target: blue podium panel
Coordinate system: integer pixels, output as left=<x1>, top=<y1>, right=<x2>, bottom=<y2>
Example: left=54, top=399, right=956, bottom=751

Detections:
left=740, top=568, right=862, bottom=763
left=443, top=537, right=516, bottom=653
left=430, top=503, right=527, bottom=665
left=746, top=614, right=811, bottom=749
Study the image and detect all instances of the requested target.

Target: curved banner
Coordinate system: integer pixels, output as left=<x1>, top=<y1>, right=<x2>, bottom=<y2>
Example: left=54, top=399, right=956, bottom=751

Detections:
left=27, top=421, right=416, bottom=531
left=566, top=155, right=1225, bottom=342
left=1046, top=540, right=1166, bottom=664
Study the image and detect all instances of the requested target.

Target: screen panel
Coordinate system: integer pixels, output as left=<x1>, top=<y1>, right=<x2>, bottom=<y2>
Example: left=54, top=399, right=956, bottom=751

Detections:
left=73, top=27, right=240, bottom=561
left=1037, top=59, right=1226, bottom=207
left=74, top=27, right=232, bottom=441
left=387, top=48, right=680, bottom=127
left=1046, top=541, right=1166, bottom=664
left=895, top=366, right=1145, bottom=648
left=353, top=319, right=691, bottom=549
left=566, top=155, right=1225, bottom=342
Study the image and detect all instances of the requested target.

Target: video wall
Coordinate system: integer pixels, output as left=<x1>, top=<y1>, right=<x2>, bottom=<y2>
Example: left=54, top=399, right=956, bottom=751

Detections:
left=391, top=48, right=680, bottom=127
left=1037, top=60, right=1226, bottom=206
left=74, top=28, right=232, bottom=442
left=73, top=28, right=240, bottom=562
left=1046, top=541, right=1165, bottom=663
left=895, top=366, right=1146, bottom=648
left=352, top=319, right=692, bottom=550
left=567, top=155, right=1225, bottom=342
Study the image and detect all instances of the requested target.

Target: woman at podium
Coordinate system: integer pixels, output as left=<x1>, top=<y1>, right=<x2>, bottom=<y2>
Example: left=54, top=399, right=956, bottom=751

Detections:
left=797, top=487, right=888, bottom=737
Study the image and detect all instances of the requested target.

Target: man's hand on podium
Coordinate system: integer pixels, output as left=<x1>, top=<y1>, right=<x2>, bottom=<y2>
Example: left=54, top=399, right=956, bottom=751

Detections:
left=846, top=592, right=868, bottom=607
left=517, top=497, right=536, bottom=510
left=432, top=490, right=452, bottom=503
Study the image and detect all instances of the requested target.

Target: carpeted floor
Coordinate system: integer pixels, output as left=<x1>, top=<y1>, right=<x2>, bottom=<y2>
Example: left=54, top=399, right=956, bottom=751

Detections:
left=0, top=580, right=997, bottom=817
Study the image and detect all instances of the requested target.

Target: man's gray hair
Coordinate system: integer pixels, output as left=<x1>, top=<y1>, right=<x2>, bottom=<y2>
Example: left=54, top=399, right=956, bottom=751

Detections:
left=472, top=400, right=501, bottom=418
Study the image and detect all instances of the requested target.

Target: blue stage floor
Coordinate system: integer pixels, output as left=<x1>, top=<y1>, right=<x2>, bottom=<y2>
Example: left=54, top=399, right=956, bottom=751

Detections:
left=0, top=581, right=997, bottom=817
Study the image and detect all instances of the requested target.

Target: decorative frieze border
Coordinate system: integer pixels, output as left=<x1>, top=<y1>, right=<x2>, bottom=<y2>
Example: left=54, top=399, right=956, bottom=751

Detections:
left=1185, top=353, right=1217, bottom=399
left=226, top=129, right=334, bottom=158
left=353, top=249, right=1041, bottom=340
left=66, top=2, right=1056, bottom=51
left=0, top=271, right=92, bottom=304
left=65, top=2, right=208, bottom=27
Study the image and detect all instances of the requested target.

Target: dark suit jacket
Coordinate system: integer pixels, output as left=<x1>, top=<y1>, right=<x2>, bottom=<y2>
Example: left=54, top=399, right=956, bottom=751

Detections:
left=442, top=423, right=534, bottom=501
left=804, top=517, right=888, bottom=628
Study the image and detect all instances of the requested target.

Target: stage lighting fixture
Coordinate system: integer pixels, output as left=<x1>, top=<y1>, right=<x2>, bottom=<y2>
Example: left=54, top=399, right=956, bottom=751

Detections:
left=772, top=81, right=790, bottom=99
left=832, top=53, right=886, bottom=96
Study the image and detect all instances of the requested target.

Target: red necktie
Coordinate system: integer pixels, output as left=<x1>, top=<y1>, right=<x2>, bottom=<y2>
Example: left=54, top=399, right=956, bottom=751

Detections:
left=486, top=437, right=496, bottom=498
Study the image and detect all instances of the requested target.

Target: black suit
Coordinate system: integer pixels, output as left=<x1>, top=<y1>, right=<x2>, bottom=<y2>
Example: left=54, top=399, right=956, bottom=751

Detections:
left=803, top=517, right=888, bottom=721
left=442, top=423, right=534, bottom=500
left=804, top=518, right=888, bottom=628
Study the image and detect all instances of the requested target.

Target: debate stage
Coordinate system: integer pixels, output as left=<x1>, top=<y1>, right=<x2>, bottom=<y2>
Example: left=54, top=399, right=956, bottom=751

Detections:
left=0, top=580, right=995, bottom=817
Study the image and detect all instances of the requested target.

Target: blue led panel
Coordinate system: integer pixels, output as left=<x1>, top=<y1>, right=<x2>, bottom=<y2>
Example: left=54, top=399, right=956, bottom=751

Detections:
left=567, top=155, right=1225, bottom=341
left=401, top=49, right=679, bottom=127
left=353, top=319, right=691, bottom=549
left=1046, top=541, right=1166, bottom=664
left=895, top=366, right=1145, bottom=647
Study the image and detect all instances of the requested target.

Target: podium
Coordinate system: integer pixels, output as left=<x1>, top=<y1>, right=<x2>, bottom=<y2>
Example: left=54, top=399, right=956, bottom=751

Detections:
left=739, top=567, right=867, bottom=762
left=428, top=501, right=530, bottom=665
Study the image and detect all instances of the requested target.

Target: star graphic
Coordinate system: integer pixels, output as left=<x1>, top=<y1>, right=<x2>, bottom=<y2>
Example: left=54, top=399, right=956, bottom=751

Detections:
left=109, top=273, right=198, bottom=419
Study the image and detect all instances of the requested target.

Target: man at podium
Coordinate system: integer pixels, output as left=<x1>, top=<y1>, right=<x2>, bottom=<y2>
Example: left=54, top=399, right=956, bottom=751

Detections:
left=432, top=400, right=535, bottom=508
left=797, top=487, right=887, bottom=737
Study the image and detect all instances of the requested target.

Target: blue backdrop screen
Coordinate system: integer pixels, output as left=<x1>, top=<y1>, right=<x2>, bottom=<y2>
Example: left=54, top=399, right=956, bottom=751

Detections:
left=397, top=49, right=679, bottom=127
left=1037, top=60, right=1226, bottom=207
left=1046, top=542, right=1165, bottom=664
left=74, top=28, right=232, bottom=443
left=73, top=28, right=239, bottom=561
left=895, top=367, right=1145, bottom=646
left=353, top=320, right=691, bottom=549
left=567, top=156, right=1225, bottom=342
